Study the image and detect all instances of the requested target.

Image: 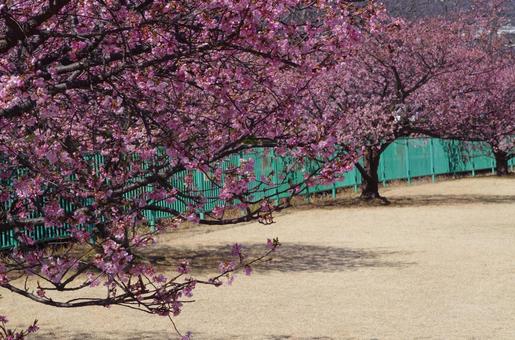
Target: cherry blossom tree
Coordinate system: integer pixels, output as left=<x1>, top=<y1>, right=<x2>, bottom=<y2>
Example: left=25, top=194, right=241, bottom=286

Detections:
left=413, top=1, right=514, bottom=175
left=318, top=10, right=475, bottom=199
left=463, top=62, right=514, bottom=175
left=319, top=1, right=513, bottom=199
left=416, top=56, right=514, bottom=175
left=0, top=1, right=377, bottom=337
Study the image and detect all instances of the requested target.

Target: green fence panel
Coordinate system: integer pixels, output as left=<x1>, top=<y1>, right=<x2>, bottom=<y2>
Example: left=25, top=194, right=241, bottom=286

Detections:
left=1, top=137, right=513, bottom=249
left=382, top=139, right=408, bottom=181
left=407, top=139, right=432, bottom=178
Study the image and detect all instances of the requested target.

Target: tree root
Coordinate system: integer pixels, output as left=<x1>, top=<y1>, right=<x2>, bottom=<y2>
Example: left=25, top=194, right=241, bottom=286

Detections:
left=359, top=193, right=391, bottom=205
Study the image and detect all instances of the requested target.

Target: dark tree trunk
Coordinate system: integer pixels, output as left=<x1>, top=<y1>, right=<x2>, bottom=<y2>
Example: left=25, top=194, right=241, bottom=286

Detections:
left=494, top=150, right=509, bottom=176
left=358, top=146, right=382, bottom=200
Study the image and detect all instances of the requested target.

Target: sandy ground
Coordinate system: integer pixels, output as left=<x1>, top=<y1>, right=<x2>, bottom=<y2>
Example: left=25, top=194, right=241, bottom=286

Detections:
left=1, top=176, right=515, bottom=339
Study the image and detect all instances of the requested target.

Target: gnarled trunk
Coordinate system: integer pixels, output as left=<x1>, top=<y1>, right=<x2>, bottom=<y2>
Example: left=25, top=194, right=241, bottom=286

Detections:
left=358, top=146, right=382, bottom=199
left=494, top=150, right=509, bottom=176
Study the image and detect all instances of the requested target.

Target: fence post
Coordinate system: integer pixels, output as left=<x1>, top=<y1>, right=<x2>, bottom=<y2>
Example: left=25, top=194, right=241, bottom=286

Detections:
left=405, top=139, right=411, bottom=184
left=147, top=183, right=156, bottom=232
left=193, top=171, right=206, bottom=221
left=491, top=159, right=495, bottom=174
left=88, top=225, right=97, bottom=245
left=273, top=151, right=280, bottom=205
left=353, top=167, right=358, bottom=192
left=332, top=182, right=336, bottom=199
left=429, top=138, right=435, bottom=183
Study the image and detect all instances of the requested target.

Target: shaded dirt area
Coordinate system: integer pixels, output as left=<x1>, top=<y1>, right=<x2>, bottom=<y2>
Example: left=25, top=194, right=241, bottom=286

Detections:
left=1, top=176, right=515, bottom=339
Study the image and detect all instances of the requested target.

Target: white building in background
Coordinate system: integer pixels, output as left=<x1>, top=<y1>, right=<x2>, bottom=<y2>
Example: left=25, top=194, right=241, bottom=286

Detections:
left=498, top=25, right=515, bottom=46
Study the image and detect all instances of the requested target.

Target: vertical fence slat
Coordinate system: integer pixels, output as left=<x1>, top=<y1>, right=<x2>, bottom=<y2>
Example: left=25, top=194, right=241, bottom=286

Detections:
left=405, top=139, right=411, bottom=184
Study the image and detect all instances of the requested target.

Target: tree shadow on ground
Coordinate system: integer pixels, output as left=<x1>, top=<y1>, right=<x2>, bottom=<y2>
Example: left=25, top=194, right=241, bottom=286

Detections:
left=264, top=336, right=335, bottom=340
left=298, top=194, right=515, bottom=210
left=142, top=243, right=414, bottom=275
left=219, top=336, right=336, bottom=340
left=36, top=331, right=176, bottom=340
left=36, top=330, right=337, bottom=339
left=388, top=194, right=515, bottom=207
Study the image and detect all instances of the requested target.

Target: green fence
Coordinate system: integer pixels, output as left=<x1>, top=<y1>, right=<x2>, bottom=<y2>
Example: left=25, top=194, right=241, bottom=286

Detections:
left=1, top=137, right=513, bottom=249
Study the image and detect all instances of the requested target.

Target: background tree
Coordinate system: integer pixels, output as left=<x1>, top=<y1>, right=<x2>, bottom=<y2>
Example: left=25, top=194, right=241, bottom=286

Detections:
left=319, top=0, right=513, bottom=199
left=414, top=19, right=515, bottom=175
left=321, top=10, right=477, bottom=199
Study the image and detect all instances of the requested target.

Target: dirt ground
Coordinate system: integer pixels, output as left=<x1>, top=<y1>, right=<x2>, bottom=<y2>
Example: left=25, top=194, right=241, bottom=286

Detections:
left=1, top=176, right=515, bottom=339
